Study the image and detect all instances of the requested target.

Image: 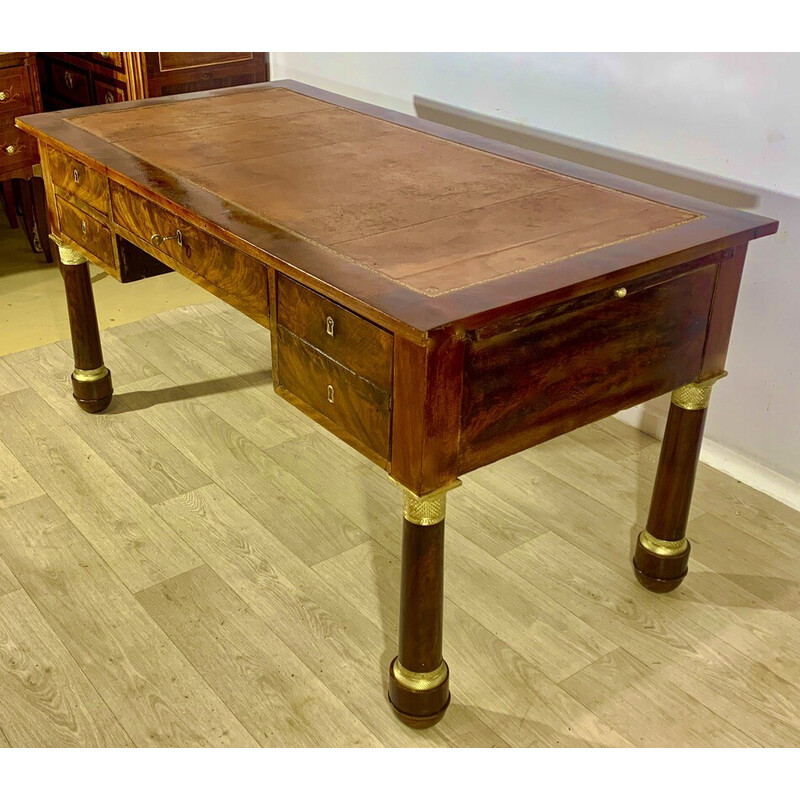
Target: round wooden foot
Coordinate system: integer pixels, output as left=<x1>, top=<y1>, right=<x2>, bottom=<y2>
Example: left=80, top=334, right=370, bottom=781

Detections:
left=387, top=657, right=450, bottom=728
left=632, top=532, right=690, bottom=593
left=71, top=367, right=113, bottom=414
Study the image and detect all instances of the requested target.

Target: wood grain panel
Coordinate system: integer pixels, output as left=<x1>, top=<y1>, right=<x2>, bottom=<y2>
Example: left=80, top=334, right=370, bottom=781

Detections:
left=158, top=53, right=254, bottom=71
left=277, top=274, right=393, bottom=389
left=110, top=182, right=269, bottom=320
left=276, top=326, right=391, bottom=460
left=48, top=146, right=109, bottom=213
left=459, top=263, right=717, bottom=472
left=56, top=195, right=115, bottom=268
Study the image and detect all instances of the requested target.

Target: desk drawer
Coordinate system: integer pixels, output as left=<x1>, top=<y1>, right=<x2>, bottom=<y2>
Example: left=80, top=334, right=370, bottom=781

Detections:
left=276, top=326, right=391, bottom=459
left=48, top=148, right=110, bottom=214
left=110, top=182, right=269, bottom=319
left=0, top=65, right=34, bottom=115
left=459, top=262, right=719, bottom=471
left=276, top=275, right=393, bottom=390
left=56, top=195, right=115, bottom=268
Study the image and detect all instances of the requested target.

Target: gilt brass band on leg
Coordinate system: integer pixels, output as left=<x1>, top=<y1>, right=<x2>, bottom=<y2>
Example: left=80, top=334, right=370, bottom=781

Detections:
left=400, top=480, right=462, bottom=526
left=637, top=528, right=689, bottom=557
left=56, top=242, right=87, bottom=266
left=671, top=372, right=727, bottom=411
left=392, top=660, right=449, bottom=692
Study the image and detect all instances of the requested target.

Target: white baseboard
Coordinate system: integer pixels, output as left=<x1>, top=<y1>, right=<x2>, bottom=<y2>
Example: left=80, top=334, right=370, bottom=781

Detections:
left=614, top=406, right=800, bottom=513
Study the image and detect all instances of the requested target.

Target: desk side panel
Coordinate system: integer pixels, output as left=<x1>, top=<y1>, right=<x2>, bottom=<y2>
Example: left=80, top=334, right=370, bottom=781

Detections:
left=458, top=260, right=719, bottom=474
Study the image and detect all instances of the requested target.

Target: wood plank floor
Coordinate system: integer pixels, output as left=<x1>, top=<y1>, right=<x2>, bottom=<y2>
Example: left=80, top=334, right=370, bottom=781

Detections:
left=1, top=299, right=800, bottom=747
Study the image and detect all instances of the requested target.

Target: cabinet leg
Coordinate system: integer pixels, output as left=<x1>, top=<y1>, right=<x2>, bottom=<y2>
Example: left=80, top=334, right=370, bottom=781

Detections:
left=1, top=180, right=18, bottom=228
left=56, top=241, right=113, bottom=413
left=388, top=482, right=459, bottom=728
left=633, top=374, right=725, bottom=592
left=31, top=177, right=52, bottom=262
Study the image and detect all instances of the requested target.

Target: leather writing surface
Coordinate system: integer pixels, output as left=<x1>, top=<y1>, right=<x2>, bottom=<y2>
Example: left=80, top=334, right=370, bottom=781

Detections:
left=69, top=87, right=700, bottom=296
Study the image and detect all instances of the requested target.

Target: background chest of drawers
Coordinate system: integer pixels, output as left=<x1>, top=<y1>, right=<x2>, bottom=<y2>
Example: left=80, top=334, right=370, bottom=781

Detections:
left=37, top=52, right=269, bottom=110
left=0, top=51, right=50, bottom=260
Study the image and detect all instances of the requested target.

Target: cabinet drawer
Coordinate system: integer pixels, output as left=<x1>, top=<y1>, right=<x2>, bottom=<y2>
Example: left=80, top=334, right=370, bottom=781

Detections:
left=94, top=78, right=126, bottom=105
left=0, top=65, right=34, bottom=115
left=276, top=326, right=391, bottom=459
left=276, top=275, right=393, bottom=390
left=90, top=52, right=125, bottom=71
left=48, top=147, right=110, bottom=214
left=56, top=195, right=115, bottom=268
left=110, top=182, right=269, bottom=319
left=459, top=262, right=719, bottom=471
left=0, top=121, right=35, bottom=170
left=49, top=61, right=91, bottom=106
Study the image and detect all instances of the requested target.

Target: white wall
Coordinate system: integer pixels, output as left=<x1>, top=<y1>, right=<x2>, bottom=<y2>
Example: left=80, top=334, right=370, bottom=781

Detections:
left=270, top=53, right=800, bottom=493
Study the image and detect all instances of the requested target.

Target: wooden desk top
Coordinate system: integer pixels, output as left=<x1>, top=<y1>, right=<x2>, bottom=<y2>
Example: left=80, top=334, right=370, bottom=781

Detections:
left=18, top=80, right=778, bottom=335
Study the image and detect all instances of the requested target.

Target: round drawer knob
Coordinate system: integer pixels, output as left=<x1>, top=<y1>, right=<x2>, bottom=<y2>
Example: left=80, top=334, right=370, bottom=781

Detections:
left=0, top=91, right=8, bottom=101
left=614, top=287, right=628, bottom=298
left=5, top=145, right=16, bottom=155
left=100, top=52, right=111, bottom=57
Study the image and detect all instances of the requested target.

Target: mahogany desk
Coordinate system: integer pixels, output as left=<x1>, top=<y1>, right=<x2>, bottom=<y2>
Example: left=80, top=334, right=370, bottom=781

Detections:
left=17, top=81, right=778, bottom=728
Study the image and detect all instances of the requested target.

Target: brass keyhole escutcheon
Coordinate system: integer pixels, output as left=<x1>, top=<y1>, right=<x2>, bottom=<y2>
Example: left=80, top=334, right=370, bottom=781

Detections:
left=326, top=316, right=335, bottom=337
left=327, top=385, right=335, bottom=404
left=73, top=168, right=80, bottom=183
left=81, top=220, right=87, bottom=235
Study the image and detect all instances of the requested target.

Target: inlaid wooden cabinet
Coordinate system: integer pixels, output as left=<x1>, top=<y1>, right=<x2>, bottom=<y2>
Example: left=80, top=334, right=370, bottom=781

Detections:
left=0, top=51, right=51, bottom=260
left=37, top=53, right=269, bottom=110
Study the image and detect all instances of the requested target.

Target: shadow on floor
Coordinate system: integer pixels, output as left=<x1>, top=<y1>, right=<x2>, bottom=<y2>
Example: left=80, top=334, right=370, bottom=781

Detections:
left=107, top=370, right=272, bottom=413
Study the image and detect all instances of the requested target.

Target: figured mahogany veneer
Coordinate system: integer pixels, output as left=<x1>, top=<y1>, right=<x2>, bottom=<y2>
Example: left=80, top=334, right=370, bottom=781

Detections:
left=17, top=80, right=779, bottom=727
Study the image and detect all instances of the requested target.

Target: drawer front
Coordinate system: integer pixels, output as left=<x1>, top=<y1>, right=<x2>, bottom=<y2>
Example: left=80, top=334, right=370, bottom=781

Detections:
left=110, top=182, right=268, bottom=319
left=94, top=78, right=126, bottom=105
left=276, top=275, right=393, bottom=389
left=277, top=326, right=391, bottom=459
left=0, top=121, right=35, bottom=170
left=48, top=148, right=110, bottom=214
left=49, top=61, right=92, bottom=106
left=459, top=263, right=719, bottom=471
left=57, top=195, right=115, bottom=267
left=0, top=65, right=34, bottom=115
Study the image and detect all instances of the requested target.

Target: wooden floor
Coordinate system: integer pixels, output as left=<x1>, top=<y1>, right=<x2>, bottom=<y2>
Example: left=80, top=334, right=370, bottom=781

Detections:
left=2, top=300, right=800, bottom=747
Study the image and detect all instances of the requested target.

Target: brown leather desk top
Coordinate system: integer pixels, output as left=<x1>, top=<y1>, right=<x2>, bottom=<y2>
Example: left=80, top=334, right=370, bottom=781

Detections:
left=18, top=80, right=778, bottom=335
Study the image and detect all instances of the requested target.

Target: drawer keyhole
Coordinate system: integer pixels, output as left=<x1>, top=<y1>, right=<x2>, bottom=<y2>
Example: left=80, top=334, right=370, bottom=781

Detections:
left=326, top=316, right=335, bottom=337
left=80, top=220, right=87, bottom=235
left=327, top=384, right=335, bottom=404
left=73, top=168, right=80, bottom=184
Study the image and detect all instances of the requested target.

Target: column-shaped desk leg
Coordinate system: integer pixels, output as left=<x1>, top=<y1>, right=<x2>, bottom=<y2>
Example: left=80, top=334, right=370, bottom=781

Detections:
left=56, top=241, right=113, bottom=413
left=388, top=482, right=459, bottom=727
left=634, top=374, right=725, bottom=592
